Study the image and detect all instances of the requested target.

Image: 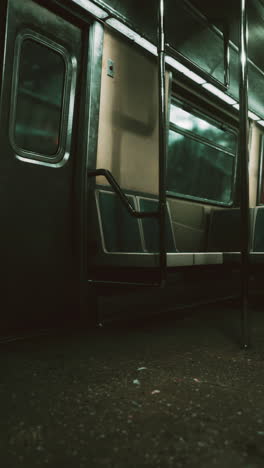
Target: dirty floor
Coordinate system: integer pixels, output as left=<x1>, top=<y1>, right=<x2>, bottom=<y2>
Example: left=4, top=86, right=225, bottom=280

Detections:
left=1, top=302, right=264, bottom=467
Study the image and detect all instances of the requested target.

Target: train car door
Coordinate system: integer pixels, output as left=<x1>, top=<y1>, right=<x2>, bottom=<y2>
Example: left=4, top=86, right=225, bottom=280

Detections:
left=0, top=0, right=84, bottom=328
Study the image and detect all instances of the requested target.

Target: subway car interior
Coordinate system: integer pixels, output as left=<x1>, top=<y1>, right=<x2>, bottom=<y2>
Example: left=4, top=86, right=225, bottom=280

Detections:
left=0, top=0, right=264, bottom=344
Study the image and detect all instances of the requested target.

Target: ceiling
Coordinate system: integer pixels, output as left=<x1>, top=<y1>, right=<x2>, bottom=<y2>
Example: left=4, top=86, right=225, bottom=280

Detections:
left=192, top=0, right=264, bottom=71
left=95, top=0, right=264, bottom=117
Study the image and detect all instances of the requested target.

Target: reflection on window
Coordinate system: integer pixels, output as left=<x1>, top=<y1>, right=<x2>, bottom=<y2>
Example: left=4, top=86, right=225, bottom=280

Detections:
left=14, top=39, right=65, bottom=156
left=167, top=102, right=237, bottom=205
left=170, top=102, right=236, bottom=153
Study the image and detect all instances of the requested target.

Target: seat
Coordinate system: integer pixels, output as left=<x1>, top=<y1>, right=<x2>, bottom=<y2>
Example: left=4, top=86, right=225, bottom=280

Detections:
left=89, top=188, right=233, bottom=269
left=89, top=188, right=195, bottom=268
left=137, top=196, right=177, bottom=253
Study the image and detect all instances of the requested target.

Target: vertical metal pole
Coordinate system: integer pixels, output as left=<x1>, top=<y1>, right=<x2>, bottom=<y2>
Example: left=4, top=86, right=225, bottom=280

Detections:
left=223, top=21, right=230, bottom=89
left=239, top=0, right=250, bottom=348
left=158, top=0, right=167, bottom=286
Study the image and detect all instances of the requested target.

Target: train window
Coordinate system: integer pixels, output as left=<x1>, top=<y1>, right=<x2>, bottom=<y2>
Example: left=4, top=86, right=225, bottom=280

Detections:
left=12, top=38, right=65, bottom=157
left=167, top=100, right=237, bottom=205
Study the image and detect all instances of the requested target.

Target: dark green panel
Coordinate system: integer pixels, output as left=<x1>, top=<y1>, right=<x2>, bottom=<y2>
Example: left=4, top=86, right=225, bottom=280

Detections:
left=165, top=1, right=225, bottom=84
left=139, top=198, right=176, bottom=253
left=98, top=191, right=142, bottom=252
left=97, top=0, right=226, bottom=82
left=208, top=209, right=241, bottom=252
left=253, top=209, right=264, bottom=252
left=96, top=0, right=264, bottom=118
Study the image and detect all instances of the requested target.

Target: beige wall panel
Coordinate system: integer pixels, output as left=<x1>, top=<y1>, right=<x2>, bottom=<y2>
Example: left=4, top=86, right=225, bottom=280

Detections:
left=168, top=198, right=208, bottom=251
left=249, top=123, right=261, bottom=207
left=172, top=222, right=205, bottom=252
left=96, top=29, right=164, bottom=194
left=168, top=197, right=207, bottom=230
left=167, top=198, right=221, bottom=252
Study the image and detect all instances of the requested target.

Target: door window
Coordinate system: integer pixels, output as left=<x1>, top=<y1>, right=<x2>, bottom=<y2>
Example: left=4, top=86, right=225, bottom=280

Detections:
left=10, top=33, right=72, bottom=163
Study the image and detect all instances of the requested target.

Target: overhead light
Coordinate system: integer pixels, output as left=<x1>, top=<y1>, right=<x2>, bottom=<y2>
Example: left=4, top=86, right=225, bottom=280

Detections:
left=72, top=0, right=109, bottom=19
left=258, top=120, right=264, bottom=127
left=106, top=18, right=158, bottom=56
left=233, top=104, right=260, bottom=120
left=106, top=18, right=140, bottom=41
left=202, top=83, right=236, bottom=105
left=165, top=56, right=206, bottom=84
left=248, top=110, right=260, bottom=121
left=134, top=37, right=157, bottom=56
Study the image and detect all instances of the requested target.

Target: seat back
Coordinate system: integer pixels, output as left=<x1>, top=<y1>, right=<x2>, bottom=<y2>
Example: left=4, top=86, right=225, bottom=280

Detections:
left=96, top=189, right=142, bottom=252
left=95, top=188, right=177, bottom=254
left=253, top=207, right=264, bottom=252
left=207, top=209, right=241, bottom=252
left=208, top=208, right=257, bottom=252
left=137, top=197, right=177, bottom=252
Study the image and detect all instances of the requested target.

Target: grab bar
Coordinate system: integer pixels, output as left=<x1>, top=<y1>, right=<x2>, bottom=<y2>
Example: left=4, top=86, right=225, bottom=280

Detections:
left=88, top=169, right=159, bottom=219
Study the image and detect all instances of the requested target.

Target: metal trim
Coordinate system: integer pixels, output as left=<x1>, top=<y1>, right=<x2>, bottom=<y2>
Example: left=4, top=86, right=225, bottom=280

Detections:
left=173, top=96, right=238, bottom=133
left=169, top=123, right=236, bottom=158
left=166, top=190, right=233, bottom=208
left=9, top=29, right=76, bottom=167
left=0, top=0, right=8, bottom=104
left=165, top=44, right=228, bottom=93
left=88, top=251, right=195, bottom=268
left=79, top=20, right=104, bottom=308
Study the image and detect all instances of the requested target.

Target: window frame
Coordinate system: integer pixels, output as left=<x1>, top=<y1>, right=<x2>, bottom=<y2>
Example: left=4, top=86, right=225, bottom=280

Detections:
left=10, top=30, right=77, bottom=166
left=167, top=96, right=238, bottom=207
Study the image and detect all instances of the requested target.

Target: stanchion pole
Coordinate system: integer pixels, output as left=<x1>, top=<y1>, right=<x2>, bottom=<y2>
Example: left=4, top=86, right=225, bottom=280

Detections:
left=239, top=0, right=250, bottom=348
left=157, top=0, right=167, bottom=286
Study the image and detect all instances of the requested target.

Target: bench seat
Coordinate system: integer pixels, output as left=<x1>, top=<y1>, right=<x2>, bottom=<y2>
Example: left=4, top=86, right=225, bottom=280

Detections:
left=89, top=188, right=264, bottom=270
left=223, top=252, right=264, bottom=264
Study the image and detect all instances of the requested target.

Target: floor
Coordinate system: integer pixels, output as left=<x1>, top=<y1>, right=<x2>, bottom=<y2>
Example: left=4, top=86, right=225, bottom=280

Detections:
left=1, top=302, right=264, bottom=467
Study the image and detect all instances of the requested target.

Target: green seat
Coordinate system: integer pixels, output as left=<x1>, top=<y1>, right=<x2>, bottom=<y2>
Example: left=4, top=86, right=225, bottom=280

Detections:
left=96, top=190, right=143, bottom=252
left=137, top=197, right=177, bottom=253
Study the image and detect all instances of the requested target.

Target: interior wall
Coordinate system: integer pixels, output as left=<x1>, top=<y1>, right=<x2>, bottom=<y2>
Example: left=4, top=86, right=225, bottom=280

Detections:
left=97, top=28, right=256, bottom=253
left=249, top=122, right=261, bottom=207
left=96, top=28, right=166, bottom=195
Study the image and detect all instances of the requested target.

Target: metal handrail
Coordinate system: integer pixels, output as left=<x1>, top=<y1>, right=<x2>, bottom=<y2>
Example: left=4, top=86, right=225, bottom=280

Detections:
left=87, top=169, right=159, bottom=219
left=87, top=168, right=165, bottom=291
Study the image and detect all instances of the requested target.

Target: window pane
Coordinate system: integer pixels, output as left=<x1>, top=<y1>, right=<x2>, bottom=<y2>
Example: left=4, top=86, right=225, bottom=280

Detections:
left=170, top=103, right=236, bottom=154
left=167, top=130, right=234, bottom=204
left=14, top=39, right=65, bottom=156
